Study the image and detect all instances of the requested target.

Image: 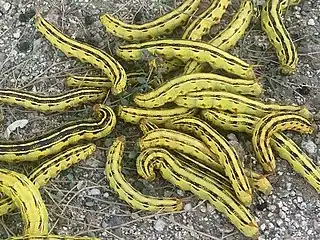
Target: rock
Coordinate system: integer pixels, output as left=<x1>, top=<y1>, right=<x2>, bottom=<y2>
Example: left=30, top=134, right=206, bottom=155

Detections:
left=184, top=203, right=192, bottom=211
left=154, top=219, right=167, bottom=232
left=3, top=2, right=11, bottom=11
left=301, top=140, right=317, bottom=154
left=88, top=188, right=101, bottom=196
left=308, top=19, right=315, bottom=26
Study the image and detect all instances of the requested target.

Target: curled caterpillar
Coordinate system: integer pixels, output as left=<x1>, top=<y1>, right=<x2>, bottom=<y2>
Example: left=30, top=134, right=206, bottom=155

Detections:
left=252, top=111, right=313, bottom=172
left=35, top=13, right=127, bottom=94
left=136, top=148, right=259, bottom=238
left=133, top=73, right=262, bottom=108
left=105, top=136, right=183, bottom=212
left=100, top=0, right=200, bottom=41
left=0, top=144, right=96, bottom=216
left=0, top=104, right=115, bottom=162
left=0, top=169, right=48, bottom=235
left=174, top=90, right=312, bottom=120
left=7, top=235, right=99, bottom=240
left=116, top=39, right=256, bottom=80
left=0, top=88, right=106, bottom=112
left=117, top=105, right=195, bottom=124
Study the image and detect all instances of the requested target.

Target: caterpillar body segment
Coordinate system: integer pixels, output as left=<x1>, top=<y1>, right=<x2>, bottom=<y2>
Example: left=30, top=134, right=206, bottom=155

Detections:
left=117, top=105, right=195, bottom=124
left=174, top=91, right=312, bottom=120
left=279, top=0, right=302, bottom=15
left=116, top=39, right=256, bottom=79
left=252, top=112, right=313, bottom=172
left=100, top=0, right=201, bottom=41
left=35, top=14, right=127, bottom=94
left=164, top=116, right=252, bottom=206
left=0, top=88, right=106, bottom=112
left=184, top=0, right=254, bottom=74
left=136, top=148, right=259, bottom=238
left=7, top=235, right=99, bottom=240
left=105, top=136, right=183, bottom=212
left=139, top=118, right=159, bottom=135
left=261, top=0, right=297, bottom=74
left=182, top=0, right=230, bottom=40
left=138, top=128, right=220, bottom=170
left=0, top=144, right=96, bottom=216
left=201, top=110, right=319, bottom=192
left=0, top=104, right=115, bottom=162
left=271, top=133, right=320, bottom=192
left=0, top=169, right=48, bottom=235
left=133, top=73, right=262, bottom=108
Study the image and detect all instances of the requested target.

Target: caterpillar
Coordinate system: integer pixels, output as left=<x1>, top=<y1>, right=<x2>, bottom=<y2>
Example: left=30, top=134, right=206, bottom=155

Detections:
left=0, top=104, right=116, bottom=162
left=200, top=109, right=320, bottom=192
left=138, top=128, right=221, bottom=170
left=105, top=136, right=183, bottom=212
left=133, top=73, right=262, bottom=108
left=182, top=0, right=230, bottom=40
left=279, top=0, right=302, bottom=16
left=0, top=144, right=96, bottom=216
left=0, top=169, right=48, bottom=235
left=252, top=112, right=313, bottom=172
left=164, top=116, right=252, bottom=206
left=184, top=0, right=254, bottom=74
left=116, top=39, right=256, bottom=80
left=100, top=0, right=200, bottom=41
left=117, top=105, right=195, bottom=124
left=174, top=91, right=312, bottom=120
left=0, top=88, right=106, bottom=112
left=139, top=119, right=272, bottom=195
left=7, top=235, right=99, bottom=240
left=65, top=72, right=148, bottom=89
left=136, top=148, right=259, bottom=238
left=35, top=13, right=127, bottom=95
left=261, top=0, right=298, bottom=74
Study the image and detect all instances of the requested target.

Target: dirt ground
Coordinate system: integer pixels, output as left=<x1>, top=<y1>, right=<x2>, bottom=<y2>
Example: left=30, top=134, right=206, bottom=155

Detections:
left=0, top=0, right=319, bottom=239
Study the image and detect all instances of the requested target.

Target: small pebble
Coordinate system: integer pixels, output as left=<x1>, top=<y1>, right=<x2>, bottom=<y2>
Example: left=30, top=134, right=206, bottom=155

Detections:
left=261, top=223, right=266, bottom=231
left=276, top=219, right=284, bottom=226
left=88, top=188, right=101, bottom=195
left=301, top=140, right=317, bottom=154
left=184, top=203, right=192, bottom=211
left=297, top=196, right=303, bottom=203
left=154, top=219, right=167, bottom=232
left=308, top=19, right=315, bottom=26
left=3, top=2, right=11, bottom=11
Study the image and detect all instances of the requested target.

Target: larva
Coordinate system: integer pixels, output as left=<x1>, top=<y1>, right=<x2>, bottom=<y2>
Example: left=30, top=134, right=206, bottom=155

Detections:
left=7, top=235, right=99, bottom=240
left=261, top=0, right=298, bottom=74
left=0, top=88, right=106, bottom=112
left=0, top=144, right=96, bottom=216
left=117, top=105, right=195, bottom=124
left=252, top=112, right=313, bottom=172
left=0, top=104, right=115, bottom=162
left=100, top=0, right=200, bottom=41
left=165, top=116, right=252, bottom=206
left=174, top=91, right=312, bottom=120
left=65, top=72, right=148, bottom=89
left=116, top=39, right=256, bottom=79
left=138, top=128, right=221, bottom=170
left=133, top=73, right=262, bottom=108
left=201, top=110, right=320, bottom=192
left=35, top=13, right=127, bottom=95
left=136, top=148, right=259, bottom=238
left=184, top=0, right=254, bottom=74
left=105, top=136, right=183, bottom=212
left=139, top=118, right=159, bottom=135
left=182, top=0, right=230, bottom=40
left=279, top=0, right=302, bottom=16
left=0, top=169, right=48, bottom=235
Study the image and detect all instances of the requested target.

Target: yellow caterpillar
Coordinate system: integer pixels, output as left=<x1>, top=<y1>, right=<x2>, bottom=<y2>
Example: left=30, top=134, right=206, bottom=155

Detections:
left=35, top=13, right=127, bottom=95
left=136, top=148, right=259, bottom=238
left=165, top=116, right=252, bottom=206
left=7, top=235, right=99, bottom=240
left=139, top=119, right=272, bottom=195
left=201, top=109, right=320, bottom=192
left=65, top=72, right=148, bottom=89
left=105, top=136, right=183, bottom=212
left=174, top=91, right=312, bottom=119
left=0, top=104, right=115, bottom=162
left=0, top=169, right=48, bottom=235
left=0, top=144, right=96, bottom=216
left=182, top=0, right=230, bottom=40
left=116, top=39, right=256, bottom=80
left=133, top=73, right=262, bottom=108
left=252, top=112, right=313, bottom=172
left=184, top=0, right=254, bottom=74
left=279, top=0, right=302, bottom=15
left=0, top=88, right=106, bottom=112
left=261, top=0, right=297, bottom=74
left=117, top=105, right=195, bottom=124
left=100, top=0, right=200, bottom=41
left=138, top=128, right=220, bottom=170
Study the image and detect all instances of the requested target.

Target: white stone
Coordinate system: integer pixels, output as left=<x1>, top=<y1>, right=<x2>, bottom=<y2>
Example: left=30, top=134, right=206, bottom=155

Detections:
left=308, top=19, right=315, bottom=26
left=88, top=188, right=101, bottom=195
left=3, top=2, right=11, bottom=11
left=13, top=30, right=21, bottom=39
left=154, top=219, right=167, bottom=232
left=184, top=203, right=192, bottom=211
left=301, top=140, right=317, bottom=154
